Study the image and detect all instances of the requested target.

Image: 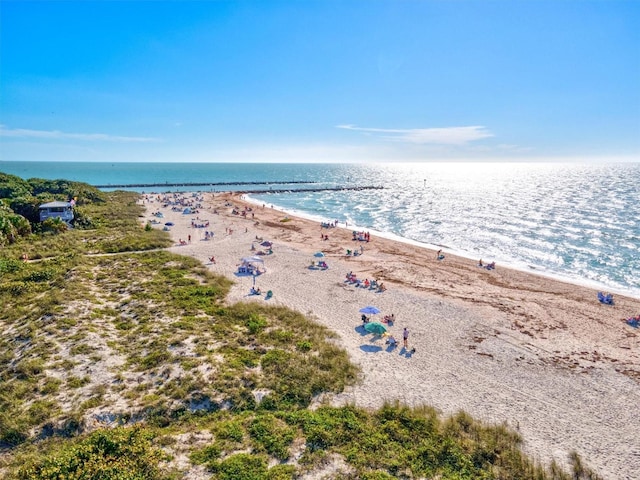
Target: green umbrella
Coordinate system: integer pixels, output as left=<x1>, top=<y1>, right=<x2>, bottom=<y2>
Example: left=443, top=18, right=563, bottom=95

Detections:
left=364, top=321, right=387, bottom=335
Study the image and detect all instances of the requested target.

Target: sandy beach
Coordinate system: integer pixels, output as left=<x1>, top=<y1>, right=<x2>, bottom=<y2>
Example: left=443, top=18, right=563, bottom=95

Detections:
left=142, top=191, right=640, bottom=480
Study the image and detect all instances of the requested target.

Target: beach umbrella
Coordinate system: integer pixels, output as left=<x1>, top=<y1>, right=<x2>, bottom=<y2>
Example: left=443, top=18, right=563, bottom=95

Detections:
left=164, top=222, right=174, bottom=226
left=241, top=256, right=264, bottom=264
left=261, top=241, right=272, bottom=247
left=359, top=306, right=381, bottom=315
left=364, top=322, right=387, bottom=335
left=314, top=252, right=325, bottom=257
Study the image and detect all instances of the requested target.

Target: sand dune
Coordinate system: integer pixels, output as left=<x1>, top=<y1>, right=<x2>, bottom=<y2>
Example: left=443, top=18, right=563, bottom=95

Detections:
left=142, top=191, right=640, bottom=480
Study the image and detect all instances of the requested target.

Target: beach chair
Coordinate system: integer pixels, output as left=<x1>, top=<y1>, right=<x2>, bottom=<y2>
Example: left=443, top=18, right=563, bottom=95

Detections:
left=598, top=292, right=614, bottom=305
left=385, top=335, right=398, bottom=347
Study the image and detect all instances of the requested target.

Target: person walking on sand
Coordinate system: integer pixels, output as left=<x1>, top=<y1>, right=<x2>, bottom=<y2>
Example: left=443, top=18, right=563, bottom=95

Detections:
left=403, top=327, right=409, bottom=348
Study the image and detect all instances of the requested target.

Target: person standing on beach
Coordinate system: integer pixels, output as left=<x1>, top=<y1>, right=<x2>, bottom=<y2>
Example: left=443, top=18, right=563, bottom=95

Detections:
left=403, top=327, right=409, bottom=348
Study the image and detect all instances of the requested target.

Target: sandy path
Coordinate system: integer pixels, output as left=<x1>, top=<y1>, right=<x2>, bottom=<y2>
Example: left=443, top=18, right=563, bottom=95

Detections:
left=142, top=192, right=640, bottom=479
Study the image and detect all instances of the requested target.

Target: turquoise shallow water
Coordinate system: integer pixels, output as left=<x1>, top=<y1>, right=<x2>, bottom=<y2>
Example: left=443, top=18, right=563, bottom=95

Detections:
left=2, top=161, right=639, bottom=298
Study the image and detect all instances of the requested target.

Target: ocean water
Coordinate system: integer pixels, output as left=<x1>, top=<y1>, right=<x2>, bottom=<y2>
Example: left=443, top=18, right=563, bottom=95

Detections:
left=2, top=161, right=639, bottom=298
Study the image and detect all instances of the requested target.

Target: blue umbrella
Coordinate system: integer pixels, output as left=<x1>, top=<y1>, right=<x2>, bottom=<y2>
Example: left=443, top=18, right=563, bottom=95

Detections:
left=314, top=252, right=325, bottom=257
left=164, top=222, right=175, bottom=226
left=359, top=306, right=381, bottom=315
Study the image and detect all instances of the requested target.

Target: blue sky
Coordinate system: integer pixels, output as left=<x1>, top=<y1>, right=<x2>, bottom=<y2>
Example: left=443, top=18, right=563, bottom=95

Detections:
left=1, top=0, right=638, bottom=163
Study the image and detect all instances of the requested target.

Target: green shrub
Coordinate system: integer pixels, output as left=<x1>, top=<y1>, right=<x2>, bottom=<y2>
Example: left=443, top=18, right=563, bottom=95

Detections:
left=248, top=414, right=295, bottom=460
left=66, top=375, right=90, bottom=389
left=15, top=426, right=168, bottom=480
left=14, top=359, right=45, bottom=380
left=26, top=400, right=58, bottom=426
left=295, top=340, right=312, bottom=352
left=190, top=443, right=222, bottom=464
left=0, top=257, right=25, bottom=274
left=218, top=422, right=245, bottom=443
left=22, top=267, right=59, bottom=283
left=1, top=281, right=32, bottom=296
left=0, top=428, right=28, bottom=447
left=246, top=313, right=267, bottom=334
left=138, top=350, right=172, bottom=371
left=41, top=217, right=68, bottom=234
left=0, top=173, right=32, bottom=199
left=211, top=453, right=269, bottom=480
left=266, top=464, right=296, bottom=479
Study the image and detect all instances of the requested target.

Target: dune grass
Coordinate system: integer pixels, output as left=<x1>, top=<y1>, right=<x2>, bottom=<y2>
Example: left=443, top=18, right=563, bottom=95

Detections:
left=0, top=189, right=602, bottom=479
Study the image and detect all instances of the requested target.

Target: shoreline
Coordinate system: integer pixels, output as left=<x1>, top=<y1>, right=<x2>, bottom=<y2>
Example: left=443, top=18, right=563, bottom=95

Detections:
left=142, top=190, right=640, bottom=479
left=243, top=193, right=640, bottom=300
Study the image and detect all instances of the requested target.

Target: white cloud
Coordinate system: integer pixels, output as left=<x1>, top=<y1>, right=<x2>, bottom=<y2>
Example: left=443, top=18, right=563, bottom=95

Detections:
left=0, top=125, right=159, bottom=143
left=337, top=124, right=493, bottom=145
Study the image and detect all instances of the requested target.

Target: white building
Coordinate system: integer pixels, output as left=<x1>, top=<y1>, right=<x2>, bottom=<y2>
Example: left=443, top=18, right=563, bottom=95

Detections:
left=39, top=201, right=74, bottom=223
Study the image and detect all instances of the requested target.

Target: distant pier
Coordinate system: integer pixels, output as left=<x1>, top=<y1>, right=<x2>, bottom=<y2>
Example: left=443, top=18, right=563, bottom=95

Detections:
left=92, top=180, right=384, bottom=194
left=93, top=180, right=317, bottom=189
left=237, top=185, right=384, bottom=194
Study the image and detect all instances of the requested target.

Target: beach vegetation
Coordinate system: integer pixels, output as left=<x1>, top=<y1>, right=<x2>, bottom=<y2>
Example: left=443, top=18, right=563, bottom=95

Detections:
left=11, top=427, right=171, bottom=480
left=0, top=184, right=603, bottom=480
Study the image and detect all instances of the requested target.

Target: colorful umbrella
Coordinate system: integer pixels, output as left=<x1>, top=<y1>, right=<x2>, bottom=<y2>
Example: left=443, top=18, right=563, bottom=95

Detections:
left=364, top=322, right=387, bottom=335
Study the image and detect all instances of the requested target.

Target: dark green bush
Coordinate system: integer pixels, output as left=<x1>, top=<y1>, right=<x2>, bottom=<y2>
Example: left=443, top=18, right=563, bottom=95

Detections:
left=248, top=414, right=295, bottom=460
left=211, top=453, right=269, bottom=480
left=15, top=427, right=168, bottom=480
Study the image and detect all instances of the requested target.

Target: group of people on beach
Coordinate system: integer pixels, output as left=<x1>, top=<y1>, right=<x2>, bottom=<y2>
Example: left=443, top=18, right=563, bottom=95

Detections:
left=320, top=220, right=340, bottom=228
left=232, top=206, right=255, bottom=219
left=435, top=251, right=497, bottom=271
left=345, top=272, right=386, bottom=292
left=478, top=259, right=496, bottom=270
left=353, top=231, right=371, bottom=242
left=624, top=314, right=639, bottom=328
left=384, top=327, right=413, bottom=352
left=191, top=218, right=210, bottom=228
